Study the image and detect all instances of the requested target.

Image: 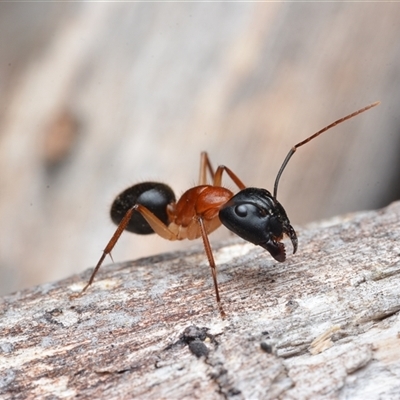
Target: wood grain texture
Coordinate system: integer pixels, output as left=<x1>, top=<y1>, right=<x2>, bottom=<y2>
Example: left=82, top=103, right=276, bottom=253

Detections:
left=1, top=201, right=400, bottom=399
left=0, top=3, right=399, bottom=300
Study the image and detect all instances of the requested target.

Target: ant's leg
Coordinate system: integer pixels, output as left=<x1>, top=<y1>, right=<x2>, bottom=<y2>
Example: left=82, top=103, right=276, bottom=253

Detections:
left=134, top=205, right=177, bottom=240
left=81, top=204, right=177, bottom=293
left=199, top=152, right=246, bottom=190
left=213, top=165, right=246, bottom=190
left=198, top=152, right=216, bottom=185
left=197, top=216, right=226, bottom=318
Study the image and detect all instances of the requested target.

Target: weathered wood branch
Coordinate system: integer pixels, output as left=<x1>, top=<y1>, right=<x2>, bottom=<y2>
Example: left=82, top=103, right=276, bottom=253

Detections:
left=1, top=3, right=399, bottom=296
left=1, top=201, right=400, bottom=399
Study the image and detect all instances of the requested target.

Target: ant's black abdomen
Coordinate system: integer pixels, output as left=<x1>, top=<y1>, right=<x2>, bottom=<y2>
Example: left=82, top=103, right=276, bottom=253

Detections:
left=110, top=182, right=176, bottom=234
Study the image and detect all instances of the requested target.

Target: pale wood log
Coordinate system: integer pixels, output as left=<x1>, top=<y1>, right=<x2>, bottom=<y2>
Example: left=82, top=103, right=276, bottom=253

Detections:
left=1, top=201, right=400, bottom=399
left=0, top=3, right=399, bottom=295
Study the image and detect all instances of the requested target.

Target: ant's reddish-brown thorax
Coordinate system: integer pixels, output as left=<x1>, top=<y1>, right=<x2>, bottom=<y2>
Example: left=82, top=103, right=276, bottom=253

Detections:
left=167, top=185, right=233, bottom=240
left=173, top=185, right=233, bottom=223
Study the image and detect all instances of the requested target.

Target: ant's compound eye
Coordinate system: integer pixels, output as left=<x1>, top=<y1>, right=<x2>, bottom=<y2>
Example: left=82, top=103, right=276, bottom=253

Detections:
left=235, top=204, right=248, bottom=217
left=234, top=203, right=265, bottom=219
left=234, top=203, right=261, bottom=219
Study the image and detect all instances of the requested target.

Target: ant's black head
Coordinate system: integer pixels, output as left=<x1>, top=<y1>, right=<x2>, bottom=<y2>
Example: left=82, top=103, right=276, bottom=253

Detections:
left=219, top=188, right=297, bottom=262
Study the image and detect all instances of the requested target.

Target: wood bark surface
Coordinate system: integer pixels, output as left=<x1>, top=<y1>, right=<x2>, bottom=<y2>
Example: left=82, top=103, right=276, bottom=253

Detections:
left=1, top=2, right=399, bottom=295
left=1, top=201, right=400, bottom=399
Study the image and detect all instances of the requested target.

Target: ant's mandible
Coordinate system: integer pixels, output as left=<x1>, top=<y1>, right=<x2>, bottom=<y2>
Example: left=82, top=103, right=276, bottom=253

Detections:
left=81, top=101, right=379, bottom=313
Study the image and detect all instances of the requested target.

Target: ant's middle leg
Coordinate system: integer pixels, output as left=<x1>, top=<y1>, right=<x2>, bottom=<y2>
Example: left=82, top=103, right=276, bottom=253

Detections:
left=199, top=152, right=246, bottom=190
left=197, top=215, right=226, bottom=318
left=213, top=165, right=246, bottom=190
left=199, top=151, right=216, bottom=185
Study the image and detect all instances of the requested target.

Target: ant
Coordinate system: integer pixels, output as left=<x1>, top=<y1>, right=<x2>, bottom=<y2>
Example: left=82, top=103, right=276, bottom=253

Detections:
left=81, top=101, right=379, bottom=315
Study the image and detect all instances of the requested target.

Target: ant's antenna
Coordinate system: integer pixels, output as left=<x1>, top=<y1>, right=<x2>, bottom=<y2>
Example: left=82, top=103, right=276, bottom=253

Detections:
left=273, top=101, right=380, bottom=201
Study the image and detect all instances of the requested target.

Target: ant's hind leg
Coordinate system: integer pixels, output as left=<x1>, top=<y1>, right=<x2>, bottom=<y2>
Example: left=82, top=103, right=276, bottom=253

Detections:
left=81, top=204, right=177, bottom=293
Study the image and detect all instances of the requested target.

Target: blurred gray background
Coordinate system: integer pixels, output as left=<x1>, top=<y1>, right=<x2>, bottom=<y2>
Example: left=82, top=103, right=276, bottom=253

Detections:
left=0, top=3, right=399, bottom=295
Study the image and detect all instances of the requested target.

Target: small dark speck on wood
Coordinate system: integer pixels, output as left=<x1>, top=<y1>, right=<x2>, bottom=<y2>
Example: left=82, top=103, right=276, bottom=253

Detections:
left=1, top=202, right=400, bottom=399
